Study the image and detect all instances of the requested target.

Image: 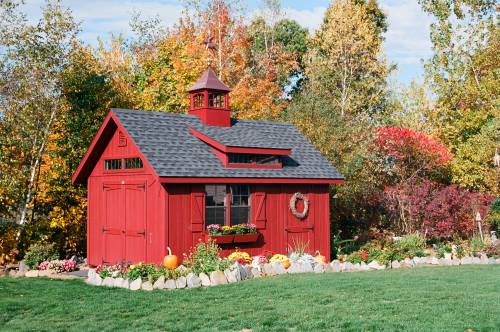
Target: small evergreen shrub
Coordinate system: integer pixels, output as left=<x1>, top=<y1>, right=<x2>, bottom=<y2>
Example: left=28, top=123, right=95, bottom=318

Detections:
left=398, top=233, right=426, bottom=257
left=24, top=243, right=58, bottom=269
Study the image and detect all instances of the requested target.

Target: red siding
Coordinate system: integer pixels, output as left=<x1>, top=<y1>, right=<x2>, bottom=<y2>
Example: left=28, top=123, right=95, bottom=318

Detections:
left=165, top=183, right=330, bottom=261
left=87, top=128, right=166, bottom=266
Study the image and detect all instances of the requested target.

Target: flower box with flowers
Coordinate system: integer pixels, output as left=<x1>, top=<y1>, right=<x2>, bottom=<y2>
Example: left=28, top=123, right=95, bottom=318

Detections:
left=205, top=224, right=259, bottom=244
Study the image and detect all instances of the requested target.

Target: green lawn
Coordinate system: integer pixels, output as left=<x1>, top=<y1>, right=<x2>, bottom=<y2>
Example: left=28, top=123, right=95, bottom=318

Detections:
left=1, top=266, right=499, bottom=332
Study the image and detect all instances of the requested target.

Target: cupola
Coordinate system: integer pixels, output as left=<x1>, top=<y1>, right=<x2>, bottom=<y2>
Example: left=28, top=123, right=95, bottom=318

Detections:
left=187, top=68, right=231, bottom=127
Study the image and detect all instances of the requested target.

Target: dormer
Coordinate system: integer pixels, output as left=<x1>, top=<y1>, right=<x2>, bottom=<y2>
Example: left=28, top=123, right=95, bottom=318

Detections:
left=187, top=68, right=231, bottom=127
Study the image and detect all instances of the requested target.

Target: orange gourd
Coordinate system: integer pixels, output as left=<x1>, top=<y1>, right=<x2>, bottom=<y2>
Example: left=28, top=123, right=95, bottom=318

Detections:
left=314, top=250, right=326, bottom=264
left=281, top=259, right=291, bottom=269
left=163, top=247, right=178, bottom=270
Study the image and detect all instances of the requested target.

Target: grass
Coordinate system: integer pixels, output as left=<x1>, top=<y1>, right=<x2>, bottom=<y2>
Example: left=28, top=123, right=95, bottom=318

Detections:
left=0, top=265, right=499, bottom=332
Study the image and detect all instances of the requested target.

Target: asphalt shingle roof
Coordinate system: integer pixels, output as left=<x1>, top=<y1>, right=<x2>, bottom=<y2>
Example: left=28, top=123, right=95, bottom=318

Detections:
left=112, top=108, right=344, bottom=179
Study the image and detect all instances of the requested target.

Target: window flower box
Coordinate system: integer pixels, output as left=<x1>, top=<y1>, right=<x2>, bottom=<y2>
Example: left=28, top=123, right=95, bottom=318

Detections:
left=204, top=234, right=234, bottom=244
left=233, top=233, right=259, bottom=243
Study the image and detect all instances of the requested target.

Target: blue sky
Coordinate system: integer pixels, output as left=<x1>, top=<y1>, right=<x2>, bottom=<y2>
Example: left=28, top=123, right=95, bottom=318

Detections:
left=22, top=0, right=434, bottom=85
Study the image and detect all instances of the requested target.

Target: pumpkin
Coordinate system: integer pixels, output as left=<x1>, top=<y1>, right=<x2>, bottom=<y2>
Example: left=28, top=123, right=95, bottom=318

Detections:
left=281, top=259, right=291, bottom=269
left=314, top=250, right=326, bottom=264
left=163, top=247, right=178, bottom=270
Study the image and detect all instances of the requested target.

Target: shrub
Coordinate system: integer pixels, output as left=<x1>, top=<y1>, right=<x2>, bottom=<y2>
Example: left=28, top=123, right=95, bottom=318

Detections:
left=24, top=243, right=58, bottom=269
left=124, top=263, right=160, bottom=282
left=398, top=233, right=426, bottom=257
left=483, top=242, right=500, bottom=258
left=382, top=180, right=493, bottom=239
left=183, top=240, right=231, bottom=274
left=346, top=250, right=368, bottom=264
left=436, top=243, right=452, bottom=258
left=487, top=198, right=500, bottom=233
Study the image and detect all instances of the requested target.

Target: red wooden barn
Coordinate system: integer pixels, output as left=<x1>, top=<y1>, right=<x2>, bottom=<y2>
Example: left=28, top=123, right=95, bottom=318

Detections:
left=72, top=68, right=344, bottom=267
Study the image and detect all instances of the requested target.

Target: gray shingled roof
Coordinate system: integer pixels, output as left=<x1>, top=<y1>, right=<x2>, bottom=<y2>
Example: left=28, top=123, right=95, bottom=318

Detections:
left=112, top=108, right=344, bottom=179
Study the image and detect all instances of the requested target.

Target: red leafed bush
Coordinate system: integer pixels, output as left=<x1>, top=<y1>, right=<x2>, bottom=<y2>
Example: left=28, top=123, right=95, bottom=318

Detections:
left=382, top=180, right=493, bottom=239
left=374, top=127, right=452, bottom=182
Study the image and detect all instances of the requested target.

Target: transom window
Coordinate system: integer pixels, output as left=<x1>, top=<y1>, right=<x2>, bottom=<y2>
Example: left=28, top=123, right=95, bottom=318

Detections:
left=205, top=184, right=250, bottom=227
left=104, top=159, right=122, bottom=170
left=208, top=93, right=225, bottom=108
left=104, top=157, right=143, bottom=171
left=228, top=154, right=280, bottom=165
left=193, top=93, right=204, bottom=108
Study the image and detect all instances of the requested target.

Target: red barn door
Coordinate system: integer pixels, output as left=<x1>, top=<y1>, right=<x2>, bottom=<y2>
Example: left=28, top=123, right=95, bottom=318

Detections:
left=285, top=186, right=315, bottom=253
left=102, top=182, right=147, bottom=265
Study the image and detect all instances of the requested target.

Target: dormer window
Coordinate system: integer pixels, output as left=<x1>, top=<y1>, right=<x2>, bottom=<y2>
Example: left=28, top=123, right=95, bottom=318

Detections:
left=208, top=93, right=224, bottom=108
left=228, top=153, right=280, bottom=166
left=193, top=93, right=204, bottom=109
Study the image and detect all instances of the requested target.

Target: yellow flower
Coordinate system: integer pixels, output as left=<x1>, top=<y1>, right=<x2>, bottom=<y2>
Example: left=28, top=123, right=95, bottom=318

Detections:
left=269, top=254, right=289, bottom=263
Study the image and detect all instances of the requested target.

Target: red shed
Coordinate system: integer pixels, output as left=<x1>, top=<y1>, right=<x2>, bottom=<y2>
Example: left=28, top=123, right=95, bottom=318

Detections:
left=72, top=68, right=344, bottom=266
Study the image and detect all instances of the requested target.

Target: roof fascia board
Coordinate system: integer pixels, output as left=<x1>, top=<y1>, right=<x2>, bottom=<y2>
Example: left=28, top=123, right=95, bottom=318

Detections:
left=159, top=177, right=344, bottom=184
left=189, top=127, right=292, bottom=156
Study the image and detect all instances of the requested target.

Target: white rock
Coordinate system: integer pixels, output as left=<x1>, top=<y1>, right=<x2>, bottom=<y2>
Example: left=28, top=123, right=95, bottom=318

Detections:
left=496, top=258, right=500, bottom=264
left=488, top=258, right=496, bottom=265
left=129, top=278, right=142, bottom=291
left=122, top=279, right=130, bottom=289
left=25, top=270, right=39, bottom=278
left=480, top=254, right=489, bottom=264
left=461, top=256, right=473, bottom=265
left=451, top=259, right=460, bottom=266
left=199, top=273, right=211, bottom=287
left=209, top=271, right=227, bottom=286
left=113, top=277, right=124, bottom=287
left=472, top=257, right=481, bottom=264
left=187, top=273, right=201, bottom=288
left=271, top=262, right=287, bottom=275
left=103, top=277, right=115, bottom=287
left=439, top=258, right=452, bottom=266
left=142, top=281, right=153, bottom=291
left=251, top=268, right=262, bottom=278
left=403, top=258, right=415, bottom=267
left=368, top=261, right=385, bottom=270
left=38, top=270, right=51, bottom=277
left=359, top=262, right=370, bottom=271
left=262, top=263, right=276, bottom=276
left=343, top=262, right=354, bottom=272
left=88, top=269, right=96, bottom=280
left=153, top=276, right=165, bottom=289
left=391, top=261, right=401, bottom=269
left=314, top=264, right=325, bottom=273
left=165, top=279, right=176, bottom=290
left=329, top=261, right=342, bottom=272
left=176, top=276, right=187, bottom=288
left=301, top=262, right=314, bottom=273
left=430, top=257, right=440, bottom=265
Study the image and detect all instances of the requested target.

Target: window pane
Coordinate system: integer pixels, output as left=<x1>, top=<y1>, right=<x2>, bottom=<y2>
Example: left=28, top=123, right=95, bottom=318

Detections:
left=125, top=158, right=143, bottom=169
left=205, top=185, right=226, bottom=227
left=104, top=159, right=122, bottom=170
left=206, top=207, right=226, bottom=226
left=229, top=184, right=250, bottom=225
left=230, top=206, right=249, bottom=225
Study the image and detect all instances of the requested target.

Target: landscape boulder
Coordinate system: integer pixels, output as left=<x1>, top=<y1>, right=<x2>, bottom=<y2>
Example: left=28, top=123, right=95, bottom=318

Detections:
left=187, top=273, right=201, bottom=288
left=153, top=276, right=165, bottom=289
left=129, top=278, right=142, bottom=291
left=209, top=271, right=228, bottom=286
left=176, top=276, right=187, bottom=289
left=199, top=273, right=211, bottom=287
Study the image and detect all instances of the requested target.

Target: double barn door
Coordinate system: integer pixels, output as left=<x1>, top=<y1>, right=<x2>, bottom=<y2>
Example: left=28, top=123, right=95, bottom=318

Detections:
left=102, top=182, right=147, bottom=265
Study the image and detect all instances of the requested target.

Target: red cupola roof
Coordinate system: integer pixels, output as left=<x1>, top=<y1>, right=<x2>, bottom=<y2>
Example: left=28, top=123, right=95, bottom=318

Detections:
left=187, top=68, right=231, bottom=92
left=188, top=68, right=231, bottom=127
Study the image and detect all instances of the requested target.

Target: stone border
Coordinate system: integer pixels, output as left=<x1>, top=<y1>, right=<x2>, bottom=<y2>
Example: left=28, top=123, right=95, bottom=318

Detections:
left=85, top=254, right=500, bottom=291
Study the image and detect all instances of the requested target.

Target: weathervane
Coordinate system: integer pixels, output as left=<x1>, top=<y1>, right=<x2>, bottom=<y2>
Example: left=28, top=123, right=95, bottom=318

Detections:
left=204, top=29, right=217, bottom=68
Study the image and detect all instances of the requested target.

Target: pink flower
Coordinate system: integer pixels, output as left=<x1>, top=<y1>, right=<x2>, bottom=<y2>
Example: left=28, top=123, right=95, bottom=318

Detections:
left=39, top=261, right=49, bottom=271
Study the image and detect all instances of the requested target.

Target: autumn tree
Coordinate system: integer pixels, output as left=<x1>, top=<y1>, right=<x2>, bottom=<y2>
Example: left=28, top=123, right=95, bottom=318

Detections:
left=418, top=0, right=499, bottom=194
left=0, top=0, right=79, bottom=226
left=305, top=0, right=389, bottom=117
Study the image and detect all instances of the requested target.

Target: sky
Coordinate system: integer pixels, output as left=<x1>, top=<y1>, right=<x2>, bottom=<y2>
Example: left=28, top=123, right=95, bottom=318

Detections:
left=21, top=0, right=434, bottom=85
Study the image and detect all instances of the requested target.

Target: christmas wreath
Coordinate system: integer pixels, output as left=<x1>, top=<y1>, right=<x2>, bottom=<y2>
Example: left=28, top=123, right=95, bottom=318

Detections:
left=290, top=192, right=309, bottom=219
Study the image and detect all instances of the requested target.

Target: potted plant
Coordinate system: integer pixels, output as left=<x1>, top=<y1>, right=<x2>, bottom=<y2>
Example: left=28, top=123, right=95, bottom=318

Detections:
left=205, top=225, right=234, bottom=244
left=233, top=224, right=259, bottom=243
